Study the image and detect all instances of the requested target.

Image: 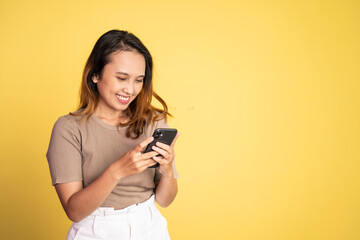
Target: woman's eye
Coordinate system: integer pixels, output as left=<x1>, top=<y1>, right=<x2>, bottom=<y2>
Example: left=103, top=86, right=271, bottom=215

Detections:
left=136, top=79, right=144, bottom=83
left=117, top=77, right=126, bottom=81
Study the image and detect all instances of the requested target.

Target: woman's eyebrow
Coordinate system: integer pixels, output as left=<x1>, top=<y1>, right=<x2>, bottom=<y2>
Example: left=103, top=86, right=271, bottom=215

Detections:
left=115, top=71, right=129, bottom=75
left=116, top=71, right=145, bottom=77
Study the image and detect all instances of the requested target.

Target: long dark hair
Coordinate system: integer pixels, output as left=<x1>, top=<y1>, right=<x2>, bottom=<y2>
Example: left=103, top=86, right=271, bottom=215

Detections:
left=71, top=29, right=171, bottom=138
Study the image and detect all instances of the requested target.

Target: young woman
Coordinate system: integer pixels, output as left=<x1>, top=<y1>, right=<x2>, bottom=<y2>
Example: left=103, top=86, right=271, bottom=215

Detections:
left=46, top=29, right=180, bottom=240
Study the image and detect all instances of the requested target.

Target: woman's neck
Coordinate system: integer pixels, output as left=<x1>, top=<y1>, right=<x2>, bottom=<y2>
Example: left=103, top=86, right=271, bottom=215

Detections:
left=93, top=107, right=129, bottom=126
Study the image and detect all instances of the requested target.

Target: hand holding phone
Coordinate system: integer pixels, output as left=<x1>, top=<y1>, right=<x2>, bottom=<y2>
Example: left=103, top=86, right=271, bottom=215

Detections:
left=144, top=128, right=177, bottom=168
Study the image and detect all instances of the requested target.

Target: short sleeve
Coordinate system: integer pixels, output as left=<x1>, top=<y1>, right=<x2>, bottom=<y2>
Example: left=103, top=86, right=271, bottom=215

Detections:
left=154, top=117, right=180, bottom=181
left=46, top=116, right=83, bottom=186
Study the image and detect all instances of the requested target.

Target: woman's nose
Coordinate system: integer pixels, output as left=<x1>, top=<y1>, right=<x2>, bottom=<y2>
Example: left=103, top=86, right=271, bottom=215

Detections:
left=122, top=82, right=134, bottom=95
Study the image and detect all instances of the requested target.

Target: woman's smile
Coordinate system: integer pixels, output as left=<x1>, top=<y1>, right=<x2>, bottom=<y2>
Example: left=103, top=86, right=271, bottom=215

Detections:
left=116, top=94, right=130, bottom=104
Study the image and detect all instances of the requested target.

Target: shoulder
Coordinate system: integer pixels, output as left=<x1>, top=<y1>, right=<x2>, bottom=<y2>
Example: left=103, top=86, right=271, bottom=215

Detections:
left=151, top=110, right=169, bottom=128
left=52, top=114, right=85, bottom=135
left=154, top=116, right=169, bottom=128
left=47, top=114, right=83, bottom=151
left=144, top=111, right=169, bottom=136
left=54, top=114, right=79, bottom=126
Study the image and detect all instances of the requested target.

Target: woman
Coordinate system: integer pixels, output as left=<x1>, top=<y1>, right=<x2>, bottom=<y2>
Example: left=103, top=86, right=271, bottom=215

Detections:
left=46, top=29, right=180, bottom=240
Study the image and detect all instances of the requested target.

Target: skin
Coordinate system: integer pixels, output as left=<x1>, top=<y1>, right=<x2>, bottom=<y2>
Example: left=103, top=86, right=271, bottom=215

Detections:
left=54, top=50, right=179, bottom=223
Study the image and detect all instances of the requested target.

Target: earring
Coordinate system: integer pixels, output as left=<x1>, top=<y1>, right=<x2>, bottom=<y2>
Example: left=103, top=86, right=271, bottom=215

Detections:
left=92, top=75, right=97, bottom=84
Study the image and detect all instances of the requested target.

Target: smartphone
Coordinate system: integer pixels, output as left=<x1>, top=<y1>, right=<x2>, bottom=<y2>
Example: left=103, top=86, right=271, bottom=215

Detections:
left=144, top=128, right=178, bottom=168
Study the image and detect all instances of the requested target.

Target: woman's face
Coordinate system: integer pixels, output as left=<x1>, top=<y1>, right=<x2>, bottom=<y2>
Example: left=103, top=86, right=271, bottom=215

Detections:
left=93, top=50, right=145, bottom=116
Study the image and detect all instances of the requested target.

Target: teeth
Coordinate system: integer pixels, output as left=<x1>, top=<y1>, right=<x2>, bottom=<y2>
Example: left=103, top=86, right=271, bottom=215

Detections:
left=116, top=94, right=129, bottom=101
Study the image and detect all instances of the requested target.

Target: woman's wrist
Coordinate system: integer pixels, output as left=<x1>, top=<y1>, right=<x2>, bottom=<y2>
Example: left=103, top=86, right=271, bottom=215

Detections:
left=161, top=168, right=174, bottom=178
left=107, top=162, right=124, bottom=182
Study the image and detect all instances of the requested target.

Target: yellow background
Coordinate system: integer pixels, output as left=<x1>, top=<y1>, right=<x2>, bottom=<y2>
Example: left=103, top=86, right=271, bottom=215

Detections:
left=0, top=0, right=359, bottom=239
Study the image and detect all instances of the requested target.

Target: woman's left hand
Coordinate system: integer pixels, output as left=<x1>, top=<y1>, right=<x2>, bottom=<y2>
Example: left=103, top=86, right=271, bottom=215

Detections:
left=151, top=133, right=180, bottom=176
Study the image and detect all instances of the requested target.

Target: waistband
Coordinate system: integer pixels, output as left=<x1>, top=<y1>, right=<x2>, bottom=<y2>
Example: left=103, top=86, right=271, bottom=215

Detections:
left=89, top=194, right=155, bottom=217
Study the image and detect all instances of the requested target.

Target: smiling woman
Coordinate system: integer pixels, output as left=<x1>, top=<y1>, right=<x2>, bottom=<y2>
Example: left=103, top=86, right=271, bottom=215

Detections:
left=46, top=30, right=180, bottom=240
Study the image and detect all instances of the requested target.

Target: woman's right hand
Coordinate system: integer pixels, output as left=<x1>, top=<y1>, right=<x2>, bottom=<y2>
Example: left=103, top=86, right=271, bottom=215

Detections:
left=110, top=136, right=158, bottom=180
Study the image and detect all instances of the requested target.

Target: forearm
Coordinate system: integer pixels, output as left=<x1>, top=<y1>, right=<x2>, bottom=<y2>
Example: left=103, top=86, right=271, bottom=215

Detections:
left=56, top=137, right=157, bottom=223
left=66, top=165, right=120, bottom=222
left=155, top=171, right=178, bottom=208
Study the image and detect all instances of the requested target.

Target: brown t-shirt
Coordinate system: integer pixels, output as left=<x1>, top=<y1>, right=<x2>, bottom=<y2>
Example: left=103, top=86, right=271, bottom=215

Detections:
left=46, top=113, right=179, bottom=210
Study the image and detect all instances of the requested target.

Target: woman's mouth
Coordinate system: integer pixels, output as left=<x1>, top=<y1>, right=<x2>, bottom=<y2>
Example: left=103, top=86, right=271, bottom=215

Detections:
left=116, top=94, right=130, bottom=104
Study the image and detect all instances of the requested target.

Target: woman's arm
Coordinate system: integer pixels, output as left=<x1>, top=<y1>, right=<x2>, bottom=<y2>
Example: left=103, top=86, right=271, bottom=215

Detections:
left=54, top=137, right=158, bottom=223
left=154, top=171, right=178, bottom=208
left=55, top=168, right=119, bottom=222
left=152, top=133, right=180, bottom=207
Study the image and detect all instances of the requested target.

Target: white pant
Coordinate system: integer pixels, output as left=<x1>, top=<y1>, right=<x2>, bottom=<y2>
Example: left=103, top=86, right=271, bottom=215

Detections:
left=67, top=194, right=170, bottom=240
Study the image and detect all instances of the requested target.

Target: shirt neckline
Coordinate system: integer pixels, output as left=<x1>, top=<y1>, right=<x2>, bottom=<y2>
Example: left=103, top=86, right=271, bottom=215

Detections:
left=90, top=114, right=127, bottom=131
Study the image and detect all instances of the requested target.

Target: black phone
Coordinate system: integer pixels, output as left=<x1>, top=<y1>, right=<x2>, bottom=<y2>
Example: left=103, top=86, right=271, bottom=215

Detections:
left=144, top=128, right=178, bottom=168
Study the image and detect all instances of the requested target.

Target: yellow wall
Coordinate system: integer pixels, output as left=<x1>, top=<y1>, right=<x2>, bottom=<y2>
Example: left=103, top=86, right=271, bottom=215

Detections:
left=0, top=0, right=359, bottom=239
